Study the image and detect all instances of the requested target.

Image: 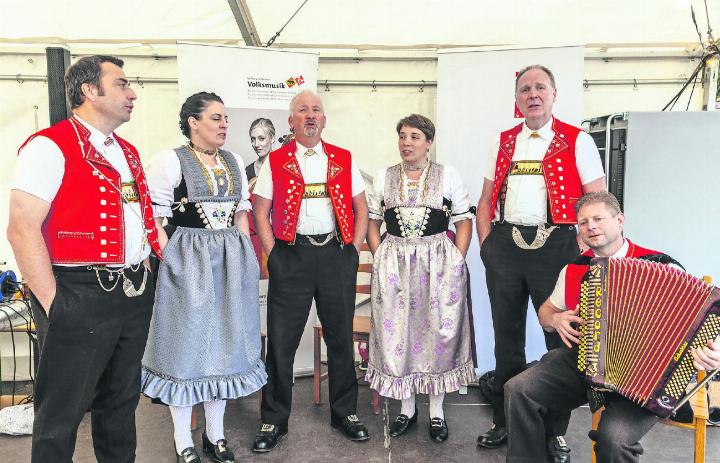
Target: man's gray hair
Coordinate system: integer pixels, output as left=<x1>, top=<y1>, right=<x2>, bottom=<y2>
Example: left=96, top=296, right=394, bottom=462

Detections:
left=574, top=191, right=621, bottom=216
left=515, top=64, right=556, bottom=91
left=289, top=90, right=321, bottom=112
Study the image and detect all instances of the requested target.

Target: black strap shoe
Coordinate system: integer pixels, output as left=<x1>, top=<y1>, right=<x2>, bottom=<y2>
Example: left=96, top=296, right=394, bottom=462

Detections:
left=388, top=408, right=418, bottom=437
left=546, top=435, right=571, bottom=463
left=252, top=423, right=288, bottom=453
left=331, top=414, right=370, bottom=441
left=177, top=447, right=202, bottom=463
left=201, top=432, right=234, bottom=462
left=477, top=423, right=507, bottom=449
left=429, top=417, right=448, bottom=443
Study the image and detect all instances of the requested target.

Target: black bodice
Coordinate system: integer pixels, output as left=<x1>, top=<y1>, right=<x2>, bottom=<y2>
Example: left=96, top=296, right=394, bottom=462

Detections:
left=383, top=197, right=453, bottom=238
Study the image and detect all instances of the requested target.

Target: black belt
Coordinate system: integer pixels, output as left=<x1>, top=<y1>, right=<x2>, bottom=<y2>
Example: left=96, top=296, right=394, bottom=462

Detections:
left=281, top=232, right=339, bottom=247
left=52, top=264, right=147, bottom=274
left=493, top=222, right=575, bottom=231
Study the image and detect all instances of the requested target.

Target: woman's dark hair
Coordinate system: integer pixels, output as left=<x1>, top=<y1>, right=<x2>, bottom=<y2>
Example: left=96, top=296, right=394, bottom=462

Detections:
left=179, top=92, right=224, bottom=138
left=65, top=55, right=124, bottom=109
left=396, top=114, right=435, bottom=141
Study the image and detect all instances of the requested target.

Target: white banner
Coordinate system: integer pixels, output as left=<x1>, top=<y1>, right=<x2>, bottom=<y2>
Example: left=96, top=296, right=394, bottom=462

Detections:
left=436, top=46, right=584, bottom=374
left=176, top=43, right=319, bottom=375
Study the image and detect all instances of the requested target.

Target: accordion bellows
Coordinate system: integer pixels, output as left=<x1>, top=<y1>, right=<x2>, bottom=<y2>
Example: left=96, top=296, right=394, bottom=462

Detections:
left=578, top=257, right=720, bottom=418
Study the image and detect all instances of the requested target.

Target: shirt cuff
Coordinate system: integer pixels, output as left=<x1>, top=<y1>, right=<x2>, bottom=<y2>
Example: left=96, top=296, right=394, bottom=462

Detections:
left=152, top=204, right=173, bottom=218
left=450, top=211, right=474, bottom=224
left=548, top=293, right=565, bottom=312
left=236, top=199, right=252, bottom=212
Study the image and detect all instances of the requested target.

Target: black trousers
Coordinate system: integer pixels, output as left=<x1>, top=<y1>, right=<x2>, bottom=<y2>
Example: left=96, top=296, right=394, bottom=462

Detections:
left=481, top=223, right=578, bottom=428
left=261, top=237, right=359, bottom=426
left=505, top=347, right=658, bottom=463
left=30, top=265, right=154, bottom=463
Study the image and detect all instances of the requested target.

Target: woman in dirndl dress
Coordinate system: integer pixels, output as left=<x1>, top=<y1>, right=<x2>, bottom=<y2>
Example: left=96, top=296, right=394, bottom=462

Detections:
left=141, top=92, right=266, bottom=463
left=365, top=114, right=475, bottom=443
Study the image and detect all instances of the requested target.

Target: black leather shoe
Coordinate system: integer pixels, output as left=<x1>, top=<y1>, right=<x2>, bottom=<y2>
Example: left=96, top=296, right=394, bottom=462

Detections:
left=202, top=432, right=234, bottom=462
left=389, top=408, right=418, bottom=437
left=477, top=423, right=507, bottom=449
left=252, top=423, right=288, bottom=453
left=546, top=435, right=571, bottom=463
left=177, top=447, right=202, bottom=463
left=429, top=417, right=448, bottom=442
left=331, top=414, right=370, bottom=441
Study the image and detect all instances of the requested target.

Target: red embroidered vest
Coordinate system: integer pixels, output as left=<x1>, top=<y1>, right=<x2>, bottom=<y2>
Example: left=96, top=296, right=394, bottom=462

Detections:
left=563, top=240, right=662, bottom=310
left=268, top=140, right=355, bottom=244
left=18, top=117, right=161, bottom=265
left=488, top=118, right=584, bottom=224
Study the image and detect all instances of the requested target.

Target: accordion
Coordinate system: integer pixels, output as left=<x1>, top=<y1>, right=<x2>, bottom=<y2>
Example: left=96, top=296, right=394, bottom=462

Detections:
left=577, top=257, right=720, bottom=417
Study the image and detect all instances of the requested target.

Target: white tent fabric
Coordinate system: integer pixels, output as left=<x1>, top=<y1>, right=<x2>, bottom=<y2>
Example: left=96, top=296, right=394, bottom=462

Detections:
left=2, top=0, right=718, bottom=49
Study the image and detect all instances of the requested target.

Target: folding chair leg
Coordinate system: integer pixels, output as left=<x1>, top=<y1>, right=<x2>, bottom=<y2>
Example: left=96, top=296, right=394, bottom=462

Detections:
left=694, top=418, right=706, bottom=463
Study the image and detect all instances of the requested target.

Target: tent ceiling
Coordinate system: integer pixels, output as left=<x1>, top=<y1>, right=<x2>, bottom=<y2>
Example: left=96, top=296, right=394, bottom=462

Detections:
left=2, top=0, right=718, bottom=53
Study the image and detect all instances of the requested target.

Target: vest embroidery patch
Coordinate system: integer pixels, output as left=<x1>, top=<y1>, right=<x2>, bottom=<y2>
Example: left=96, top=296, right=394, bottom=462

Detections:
left=328, top=158, right=343, bottom=179
left=282, top=157, right=303, bottom=178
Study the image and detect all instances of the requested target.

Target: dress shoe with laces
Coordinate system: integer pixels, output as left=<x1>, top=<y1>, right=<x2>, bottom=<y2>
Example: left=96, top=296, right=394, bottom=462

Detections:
left=177, top=447, right=202, bottom=463
left=546, top=435, right=571, bottom=463
left=202, top=432, right=234, bottom=463
left=477, top=423, right=507, bottom=449
left=331, top=414, right=370, bottom=441
left=389, top=408, right=418, bottom=437
left=252, top=423, right=288, bottom=453
left=428, top=417, right=448, bottom=442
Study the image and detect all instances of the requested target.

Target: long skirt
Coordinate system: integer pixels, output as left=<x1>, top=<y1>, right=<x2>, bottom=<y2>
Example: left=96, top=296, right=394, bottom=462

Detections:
left=366, top=232, right=475, bottom=400
left=141, top=226, right=267, bottom=406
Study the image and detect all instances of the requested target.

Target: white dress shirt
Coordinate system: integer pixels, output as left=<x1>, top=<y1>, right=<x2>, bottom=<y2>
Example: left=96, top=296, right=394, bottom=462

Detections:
left=254, top=141, right=365, bottom=235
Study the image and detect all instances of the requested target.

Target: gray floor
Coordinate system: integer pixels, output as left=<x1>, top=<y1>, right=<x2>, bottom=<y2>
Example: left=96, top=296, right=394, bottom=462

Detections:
left=2, top=376, right=718, bottom=462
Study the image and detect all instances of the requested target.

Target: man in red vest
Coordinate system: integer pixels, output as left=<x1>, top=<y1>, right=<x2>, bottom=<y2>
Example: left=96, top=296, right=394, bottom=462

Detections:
left=504, top=191, right=720, bottom=462
left=476, top=64, right=606, bottom=460
left=252, top=90, right=370, bottom=452
left=7, top=55, right=161, bottom=462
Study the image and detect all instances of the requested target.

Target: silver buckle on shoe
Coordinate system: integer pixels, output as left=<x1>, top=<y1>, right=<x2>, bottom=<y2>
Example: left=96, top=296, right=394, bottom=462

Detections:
left=260, top=423, right=275, bottom=432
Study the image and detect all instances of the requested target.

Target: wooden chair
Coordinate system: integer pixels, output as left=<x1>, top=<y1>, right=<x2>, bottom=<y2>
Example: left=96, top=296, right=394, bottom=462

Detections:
left=313, top=243, right=381, bottom=415
left=590, top=275, right=713, bottom=463
left=191, top=333, right=266, bottom=430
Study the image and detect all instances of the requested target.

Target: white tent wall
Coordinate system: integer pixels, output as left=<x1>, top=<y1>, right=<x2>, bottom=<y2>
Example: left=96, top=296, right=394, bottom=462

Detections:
left=584, top=56, right=707, bottom=116
left=0, top=49, right=708, bottom=271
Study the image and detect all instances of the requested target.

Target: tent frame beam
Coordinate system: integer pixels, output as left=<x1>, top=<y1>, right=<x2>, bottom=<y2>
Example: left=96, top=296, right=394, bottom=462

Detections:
left=227, top=0, right=261, bottom=47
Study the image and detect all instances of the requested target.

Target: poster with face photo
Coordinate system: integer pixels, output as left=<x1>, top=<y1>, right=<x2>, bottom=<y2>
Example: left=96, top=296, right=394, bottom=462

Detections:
left=223, top=108, right=292, bottom=186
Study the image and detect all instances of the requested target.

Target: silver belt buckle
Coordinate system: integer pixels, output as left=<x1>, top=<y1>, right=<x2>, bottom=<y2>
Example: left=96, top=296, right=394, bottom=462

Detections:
left=307, top=232, right=335, bottom=247
left=511, top=224, right=557, bottom=250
